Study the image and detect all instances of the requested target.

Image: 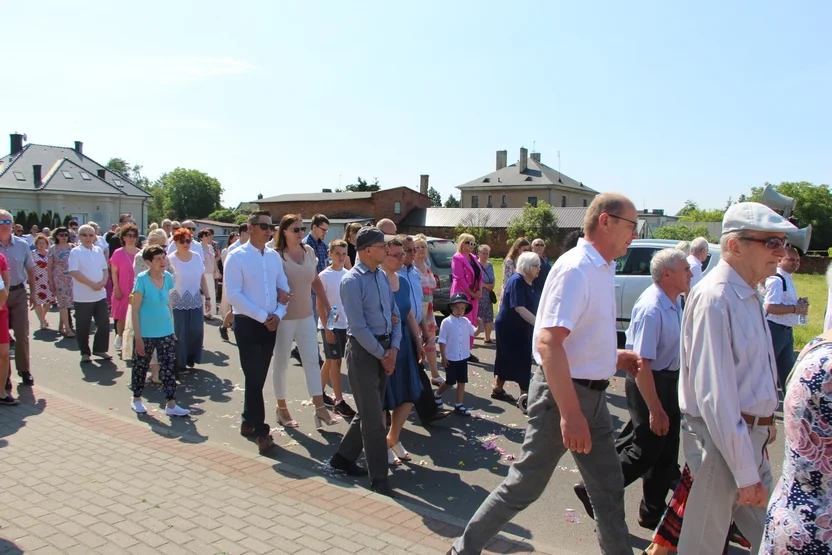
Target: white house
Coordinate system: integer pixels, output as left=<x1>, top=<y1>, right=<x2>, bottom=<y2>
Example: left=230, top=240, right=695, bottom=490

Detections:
left=0, top=134, right=152, bottom=230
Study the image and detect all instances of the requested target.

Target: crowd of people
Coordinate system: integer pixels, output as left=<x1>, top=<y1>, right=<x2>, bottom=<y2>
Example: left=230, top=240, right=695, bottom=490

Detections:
left=0, top=197, right=830, bottom=554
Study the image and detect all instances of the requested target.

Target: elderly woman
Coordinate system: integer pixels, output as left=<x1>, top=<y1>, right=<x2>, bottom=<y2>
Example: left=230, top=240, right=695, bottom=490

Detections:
left=48, top=227, right=75, bottom=336
left=198, top=229, right=220, bottom=319
left=450, top=233, right=482, bottom=359
left=501, top=237, right=531, bottom=295
left=492, top=252, right=541, bottom=407
left=168, top=228, right=210, bottom=371
left=413, top=234, right=442, bottom=384
left=110, top=224, right=140, bottom=352
left=129, top=245, right=190, bottom=417
left=32, top=234, right=55, bottom=329
left=476, top=245, right=496, bottom=344
left=343, top=222, right=362, bottom=269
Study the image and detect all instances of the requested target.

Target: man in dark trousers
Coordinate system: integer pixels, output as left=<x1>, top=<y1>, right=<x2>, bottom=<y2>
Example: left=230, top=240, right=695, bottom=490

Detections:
left=330, top=226, right=401, bottom=497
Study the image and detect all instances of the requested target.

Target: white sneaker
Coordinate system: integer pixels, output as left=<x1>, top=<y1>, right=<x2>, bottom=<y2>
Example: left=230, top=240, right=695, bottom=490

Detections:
left=131, top=399, right=147, bottom=413
left=165, top=404, right=191, bottom=417
left=114, top=336, right=123, bottom=351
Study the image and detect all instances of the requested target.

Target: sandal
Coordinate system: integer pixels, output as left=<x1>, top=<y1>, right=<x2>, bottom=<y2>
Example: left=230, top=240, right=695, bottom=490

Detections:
left=387, top=449, right=402, bottom=466
left=433, top=394, right=444, bottom=407
left=431, top=376, right=445, bottom=386
left=147, top=376, right=162, bottom=385
left=390, top=442, right=412, bottom=461
left=453, top=404, right=471, bottom=416
left=491, top=389, right=517, bottom=404
left=276, top=407, right=299, bottom=428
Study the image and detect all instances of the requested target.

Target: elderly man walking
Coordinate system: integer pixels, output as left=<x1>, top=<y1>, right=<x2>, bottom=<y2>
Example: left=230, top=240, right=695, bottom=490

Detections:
left=68, top=225, right=112, bottom=363
left=448, top=193, right=641, bottom=555
left=676, top=202, right=795, bottom=554
left=575, top=248, right=692, bottom=528
left=686, top=236, right=709, bottom=289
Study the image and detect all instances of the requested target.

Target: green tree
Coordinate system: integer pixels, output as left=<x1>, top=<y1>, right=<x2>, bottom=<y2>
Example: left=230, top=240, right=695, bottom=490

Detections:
left=26, top=211, right=39, bottom=230
left=39, top=210, right=53, bottom=230
left=677, top=207, right=725, bottom=222
left=207, top=209, right=236, bottom=223
left=158, top=168, right=223, bottom=220
left=14, top=210, right=26, bottom=226
left=146, top=181, right=167, bottom=225
left=675, top=200, right=699, bottom=218
left=454, top=210, right=492, bottom=246
left=62, top=215, right=72, bottom=227
left=346, top=176, right=380, bottom=192
left=653, top=223, right=717, bottom=243
left=506, top=201, right=559, bottom=245
left=52, top=212, right=61, bottom=228
left=444, top=194, right=460, bottom=208
left=106, top=158, right=150, bottom=189
left=234, top=213, right=250, bottom=225
left=427, top=186, right=442, bottom=207
left=748, top=181, right=832, bottom=249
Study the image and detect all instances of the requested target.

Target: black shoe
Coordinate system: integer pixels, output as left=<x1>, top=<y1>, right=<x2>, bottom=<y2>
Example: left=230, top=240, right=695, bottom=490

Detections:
left=290, top=347, right=301, bottom=364
left=19, top=372, right=34, bottom=386
left=334, top=400, right=356, bottom=419
left=0, top=395, right=19, bottom=406
left=573, top=483, right=595, bottom=520
left=330, top=453, right=368, bottom=477
left=219, top=326, right=229, bottom=341
left=370, top=479, right=395, bottom=498
left=322, top=392, right=335, bottom=408
left=637, top=515, right=661, bottom=530
left=468, top=354, right=480, bottom=363
left=240, top=423, right=256, bottom=437
left=422, top=409, right=451, bottom=426
left=4, top=378, right=11, bottom=392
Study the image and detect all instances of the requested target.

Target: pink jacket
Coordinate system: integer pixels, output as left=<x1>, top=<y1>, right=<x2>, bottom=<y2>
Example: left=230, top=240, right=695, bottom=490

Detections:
left=450, top=252, right=482, bottom=301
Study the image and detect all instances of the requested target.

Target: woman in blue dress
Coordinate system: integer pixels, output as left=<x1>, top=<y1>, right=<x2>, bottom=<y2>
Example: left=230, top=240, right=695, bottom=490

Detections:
left=381, top=237, right=425, bottom=465
left=492, top=252, right=541, bottom=409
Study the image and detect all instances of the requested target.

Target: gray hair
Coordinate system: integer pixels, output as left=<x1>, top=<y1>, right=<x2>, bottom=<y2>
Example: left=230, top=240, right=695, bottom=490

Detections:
left=516, top=252, right=541, bottom=277
left=650, top=248, right=688, bottom=283
left=147, top=228, right=167, bottom=245
left=478, top=244, right=491, bottom=255
left=87, top=221, right=98, bottom=230
left=162, top=219, right=172, bottom=226
left=675, top=241, right=690, bottom=255
left=690, top=237, right=709, bottom=256
left=719, top=231, right=744, bottom=254
left=78, top=224, right=95, bottom=236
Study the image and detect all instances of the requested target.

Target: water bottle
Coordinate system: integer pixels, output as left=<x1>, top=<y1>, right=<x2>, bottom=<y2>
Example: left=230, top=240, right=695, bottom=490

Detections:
left=797, top=298, right=808, bottom=326
left=326, top=306, right=339, bottom=330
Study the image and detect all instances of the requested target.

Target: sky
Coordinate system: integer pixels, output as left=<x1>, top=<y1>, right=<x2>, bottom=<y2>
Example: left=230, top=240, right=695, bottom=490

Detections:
left=1, top=0, right=829, bottom=215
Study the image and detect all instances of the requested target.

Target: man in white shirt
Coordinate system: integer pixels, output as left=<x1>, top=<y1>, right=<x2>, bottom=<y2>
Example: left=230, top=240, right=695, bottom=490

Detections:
left=677, top=202, right=796, bottom=554
left=23, top=225, right=38, bottom=248
left=763, top=246, right=807, bottom=391
left=167, top=220, right=202, bottom=256
left=449, top=193, right=642, bottom=555
left=686, top=236, right=708, bottom=289
left=224, top=211, right=290, bottom=454
left=67, top=225, right=112, bottom=363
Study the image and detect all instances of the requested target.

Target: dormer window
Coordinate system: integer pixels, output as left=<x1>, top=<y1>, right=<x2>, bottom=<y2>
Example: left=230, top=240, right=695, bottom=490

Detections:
left=62, top=171, right=73, bottom=179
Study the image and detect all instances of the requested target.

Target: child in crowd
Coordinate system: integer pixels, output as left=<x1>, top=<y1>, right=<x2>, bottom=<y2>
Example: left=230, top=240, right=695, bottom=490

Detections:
left=436, top=292, right=482, bottom=416
left=316, top=240, right=356, bottom=418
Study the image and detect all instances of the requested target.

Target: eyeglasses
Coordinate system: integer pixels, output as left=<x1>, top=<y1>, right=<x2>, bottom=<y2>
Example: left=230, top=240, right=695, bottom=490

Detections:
left=291, top=227, right=306, bottom=233
left=79, top=233, right=94, bottom=237
left=533, top=243, right=546, bottom=248
left=387, top=252, right=405, bottom=258
left=743, top=236, right=786, bottom=250
left=123, top=233, right=137, bottom=239
left=57, top=233, right=68, bottom=238
left=177, top=238, right=192, bottom=244
left=0, top=220, right=11, bottom=225
left=608, top=213, right=638, bottom=231
left=186, top=227, right=196, bottom=231
left=256, top=223, right=275, bottom=231
left=464, top=241, right=476, bottom=246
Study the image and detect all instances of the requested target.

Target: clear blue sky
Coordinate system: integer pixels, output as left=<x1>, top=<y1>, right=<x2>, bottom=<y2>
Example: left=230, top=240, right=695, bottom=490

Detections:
left=2, top=0, right=829, bottom=215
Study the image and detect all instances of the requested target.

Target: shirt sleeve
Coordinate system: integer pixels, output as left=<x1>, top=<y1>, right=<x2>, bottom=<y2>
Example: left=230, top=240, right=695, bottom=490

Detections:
left=389, top=285, right=402, bottom=351
left=133, top=273, right=144, bottom=295
left=507, top=276, right=527, bottom=309
left=67, top=249, right=80, bottom=272
left=22, top=244, right=34, bottom=269
left=689, top=299, right=759, bottom=488
left=467, top=318, right=477, bottom=337
left=224, top=251, right=269, bottom=323
left=538, top=266, right=589, bottom=332
left=629, top=306, right=661, bottom=362
left=437, top=319, right=449, bottom=345
left=763, top=277, right=783, bottom=306
left=0, top=254, right=8, bottom=273
left=341, top=274, right=385, bottom=359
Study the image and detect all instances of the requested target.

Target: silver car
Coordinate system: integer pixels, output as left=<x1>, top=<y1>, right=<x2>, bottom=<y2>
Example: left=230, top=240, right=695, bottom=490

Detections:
left=426, top=237, right=457, bottom=315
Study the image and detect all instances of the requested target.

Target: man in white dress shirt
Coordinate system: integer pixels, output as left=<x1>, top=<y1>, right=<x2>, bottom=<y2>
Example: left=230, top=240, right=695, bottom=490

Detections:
left=224, top=211, right=290, bottom=454
left=448, top=193, right=641, bottom=555
left=677, top=202, right=796, bottom=554
left=685, top=236, right=708, bottom=289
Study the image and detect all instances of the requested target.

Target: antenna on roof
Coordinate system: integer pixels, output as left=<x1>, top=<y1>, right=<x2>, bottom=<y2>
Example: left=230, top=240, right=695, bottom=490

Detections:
left=532, top=140, right=536, bottom=153
left=22, top=134, right=27, bottom=142
left=558, top=150, right=561, bottom=174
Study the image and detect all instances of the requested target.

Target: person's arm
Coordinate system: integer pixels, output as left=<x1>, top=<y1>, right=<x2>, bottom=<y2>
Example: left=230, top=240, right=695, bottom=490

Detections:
left=111, top=261, right=122, bottom=300
left=273, top=252, right=290, bottom=301
left=311, top=275, right=331, bottom=314
left=341, top=274, right=385, bottom=359
left=131, top=283, right=145, bottom=355
left=515, top=306, right=536, bottom=325
left=0, top=273, right=7, bottom=309
left=763, top=277, right=805, bottom=315
left=67, top=250, right=98, bottom=289
left=224, top=252, right=269, bottom=323
left=389, top=286, right=402, bottom=352
left=437, top=319, right=450, bottom=367
left=47, top=250, right=55, bottom=293
left=451, top=255, right=469, bottom=297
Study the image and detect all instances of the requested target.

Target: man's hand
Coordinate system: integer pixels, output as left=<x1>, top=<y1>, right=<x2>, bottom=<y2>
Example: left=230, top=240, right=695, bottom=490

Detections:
left=737, top=483, right=767, bottom=507
left=617, top=349, right=641, bottom=377
left=649, top=408, right=670, bottom=436
left=561, top=410, right=592, bottom=454
left=28, top=292, right=36, bottom=309
left=325, top=329, right=336, bottom=344
left=277, top=289, right=290, bottom=305
left=381, top=348, right=398, bottom=375
left=442, top=357, right=449, bottom=369
left=391, top=315, right=400, bottom=325
left=264, top=314, right=279, bottom=332
left=416, top=344, right=426, bottom=364
left=795, top=304, right=809, bottom=315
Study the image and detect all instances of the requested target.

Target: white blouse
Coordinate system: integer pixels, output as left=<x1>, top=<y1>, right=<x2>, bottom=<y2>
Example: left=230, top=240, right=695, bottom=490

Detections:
left=168, top=251, right=204, bottom=310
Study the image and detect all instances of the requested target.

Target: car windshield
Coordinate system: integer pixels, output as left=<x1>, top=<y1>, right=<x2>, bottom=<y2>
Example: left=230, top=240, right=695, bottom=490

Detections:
left=428, top=240, right=456, bottom=268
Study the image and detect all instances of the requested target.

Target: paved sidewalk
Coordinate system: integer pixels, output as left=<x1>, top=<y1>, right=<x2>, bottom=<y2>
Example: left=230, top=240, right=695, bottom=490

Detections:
left=0, top=386, right=565, bottom=555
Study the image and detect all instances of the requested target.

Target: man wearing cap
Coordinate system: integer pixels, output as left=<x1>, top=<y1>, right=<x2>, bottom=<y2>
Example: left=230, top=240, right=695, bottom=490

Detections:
left=676, top=202, right=794, bottom=554
left=330, top=226, right=401, bottom=498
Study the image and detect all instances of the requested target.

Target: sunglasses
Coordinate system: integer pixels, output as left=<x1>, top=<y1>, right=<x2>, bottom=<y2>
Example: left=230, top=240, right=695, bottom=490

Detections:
left=290, top=226, right=306, bottom=233
left=57, top=233, right=68, bottom=238
left=186, top=227, right=196, bottom=231
left=464, top=241, right=476, bottom=246
left=743, top=236, right=786, bottom=250
left=0, top=220, right=11, bottom=225
left=123, top=233, right=137, bottom=239
left=256, top=223, right=275, bottom=231
left=177, top=238, right=192, bottom=244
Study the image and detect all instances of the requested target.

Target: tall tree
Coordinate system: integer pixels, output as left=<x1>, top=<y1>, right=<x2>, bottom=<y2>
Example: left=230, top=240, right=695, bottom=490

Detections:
left=506, top=201, right=559, bottom=244
left=427, top=186, right=443, bottom=207
left=653, top=223, right=718, bottom=243
left=146, top=181, right=168, bottom=225
left=207, top=209, right=236, bottom=223
left=158, top=168, right=224, bottom=220
left=748, top=181, right=832, bottom=249
left=346, top=177, right=381, bottom=192
left=106, top=158, right=150, bottom=189
left=455, top=211, right=493, bottom=246
left=443, top=194, right=460, bottom=208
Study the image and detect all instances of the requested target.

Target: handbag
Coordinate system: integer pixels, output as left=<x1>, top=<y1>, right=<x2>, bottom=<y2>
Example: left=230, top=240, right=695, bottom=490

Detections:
left=489, top=290, right=497, bottom=304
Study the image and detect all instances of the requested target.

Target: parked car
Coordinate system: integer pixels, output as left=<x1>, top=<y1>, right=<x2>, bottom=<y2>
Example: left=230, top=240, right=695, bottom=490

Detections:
left=427, top=237, right=458, bottom=315
left=614, top=238, right=720, bottom=338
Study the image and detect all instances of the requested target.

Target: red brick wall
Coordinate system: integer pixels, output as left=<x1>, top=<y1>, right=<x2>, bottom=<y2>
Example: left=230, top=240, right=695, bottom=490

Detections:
left=798, top=256, right=831, bottom=275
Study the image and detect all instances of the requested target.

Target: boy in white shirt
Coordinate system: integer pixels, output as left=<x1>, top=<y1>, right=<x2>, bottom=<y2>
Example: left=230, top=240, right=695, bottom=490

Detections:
left=316, top=240, right=356, bottom=418
left=436, top=293, right=482, bottom=416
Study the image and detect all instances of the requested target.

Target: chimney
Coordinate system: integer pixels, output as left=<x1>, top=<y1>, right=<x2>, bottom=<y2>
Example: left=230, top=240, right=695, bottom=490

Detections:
left=97, top=169, right=106, bottom=180
left=530, top=152, right=541, bottom=163
left=496, top=150, right=507, bottom=170
left=74, top=141, right=83, bottom=155
left=519, top=147, right=528, bottom=173
left=420, top=174, right=429, bottom=195
left=33, top=165, right=42, bottom=187
left=10, top=133, right=23, bottom=156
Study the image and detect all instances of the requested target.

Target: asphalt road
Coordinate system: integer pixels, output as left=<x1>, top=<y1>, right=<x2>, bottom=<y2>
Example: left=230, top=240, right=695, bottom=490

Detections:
left=17, top=309, right=778, bottom=554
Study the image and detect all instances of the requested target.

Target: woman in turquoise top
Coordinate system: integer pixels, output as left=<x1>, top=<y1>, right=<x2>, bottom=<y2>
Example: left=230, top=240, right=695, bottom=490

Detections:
left=129, top=245, right=190, bottom=417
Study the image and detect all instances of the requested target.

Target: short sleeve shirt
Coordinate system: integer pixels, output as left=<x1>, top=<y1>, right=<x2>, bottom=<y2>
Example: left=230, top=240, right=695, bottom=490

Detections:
left=133, top=271, right=175, bottom=337
left=67, top=245, right=108, bottom=303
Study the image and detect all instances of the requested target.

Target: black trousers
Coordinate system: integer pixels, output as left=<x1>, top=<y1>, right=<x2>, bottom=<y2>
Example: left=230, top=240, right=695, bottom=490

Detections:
left=615, top=371, right=681, bottom=520
left=413, top=357, right=440, bottom=424
left=234, top=315, right=277, bottom=438
left=74, top=299, right=110, bottom=356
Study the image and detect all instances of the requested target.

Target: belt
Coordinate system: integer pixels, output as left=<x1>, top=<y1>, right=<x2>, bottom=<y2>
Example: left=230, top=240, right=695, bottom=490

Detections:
left=742, top=413, right=774, bottom=427
left=573, top=378, right=610, bottom=391
left=375, top=334, right=391, bottom=342
left=768, top=321, right=792, bottom=330
left=8, top=284, right=24, bottom=291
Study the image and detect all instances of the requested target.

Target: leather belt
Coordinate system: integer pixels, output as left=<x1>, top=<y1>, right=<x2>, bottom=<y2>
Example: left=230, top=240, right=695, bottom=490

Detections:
left=573, top=378, right=610, bottom=391
left=742, top=413, right=774, bottom=427
left=375, top=334, right=391, bottom=342
left=8, top=284, right=24, bottom=291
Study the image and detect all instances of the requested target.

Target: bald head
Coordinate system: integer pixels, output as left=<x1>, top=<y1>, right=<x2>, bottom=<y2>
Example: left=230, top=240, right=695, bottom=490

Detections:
left=583, top=193, right=635, bottom=235
left=376, top=219, right=397, bottom=235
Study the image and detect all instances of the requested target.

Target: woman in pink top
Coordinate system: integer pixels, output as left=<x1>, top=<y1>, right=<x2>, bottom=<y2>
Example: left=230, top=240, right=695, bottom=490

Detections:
left=450, top=233, right=482, bottom=357
left=110, top=224, right=141, bottom=353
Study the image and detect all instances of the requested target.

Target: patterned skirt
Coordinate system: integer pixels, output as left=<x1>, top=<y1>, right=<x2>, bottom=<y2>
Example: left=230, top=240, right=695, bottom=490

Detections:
left=478, top=287, right=494, bottom=323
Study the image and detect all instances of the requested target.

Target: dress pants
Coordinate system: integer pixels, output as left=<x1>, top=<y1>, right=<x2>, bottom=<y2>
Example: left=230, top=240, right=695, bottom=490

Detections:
left=234, top=315, right=276, bottom=438
left=74, top=299, right=110, bottom=356
left=767, top=321, right=794, bottom=391
left=7, top=287, right=30, bottom=374
left=452, top=369, right=630, bottom=555
left=615, top=371, right=681, bottom=520
left=336, top=337, right=389, bottom=482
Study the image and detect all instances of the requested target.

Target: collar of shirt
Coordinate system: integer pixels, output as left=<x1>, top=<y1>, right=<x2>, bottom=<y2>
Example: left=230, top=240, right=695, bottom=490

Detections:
left=656, top=286, right=680, bottom=312
left=353, top=262, right=375, bottom=276
left=0, top=236, right=14, bottom=248
left=577, top=238, right=612, bottom=270
left=722, top=261, right=758, bottom=301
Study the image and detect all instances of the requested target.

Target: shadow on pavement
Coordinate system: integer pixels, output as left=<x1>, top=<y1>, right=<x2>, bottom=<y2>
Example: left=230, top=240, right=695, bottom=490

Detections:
left=177, top=367, right=236, bottom=404
left=0, top=538, right=23, bottom=554
left=80, top=360, right=123, bottom=386
left=134, top=410, right=209, bottom=444
left=0, top=386, right=47, bottom=449
left=201, top=349, right=230, bottom=368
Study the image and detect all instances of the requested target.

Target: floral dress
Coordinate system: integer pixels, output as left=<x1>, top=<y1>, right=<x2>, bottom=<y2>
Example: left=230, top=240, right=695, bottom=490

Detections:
left=478, top=261, right=495, bottom=323
left=417, top=264, right=438, bottom=353
left=48, top=244, right=74, bottom=309
left=32, top=251, right=55, bottom=305
left=762, top=337, right=832, bottom=554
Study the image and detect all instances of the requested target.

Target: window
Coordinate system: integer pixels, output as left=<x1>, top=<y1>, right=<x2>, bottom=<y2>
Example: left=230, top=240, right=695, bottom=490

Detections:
left=393, top=201, right=401, bottom=215
left=80, top=172, right=91, bottom=180
left=113, top=179, right=123, bottom=187
left=61, top=170, right=73, bottom=179
left=501, top=194, right=507, bottom=207
left=483, top=178, right=490, bottom=183
left=561, top=196, right=567, bottom=207
left=428, top=239, right=456, bottom=269
left=487, top=194, right=493, bottom=208
left=615, top=247, right=661, bottom=275
left=524, top=176, right=532, bottom=181
left=471, top=195, right=479, bottom=208
left=582, top=199, right=588, bottom=207
left=527, top=196, right=537, bottom=207
left=13, top=171, right=25, bottom=181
